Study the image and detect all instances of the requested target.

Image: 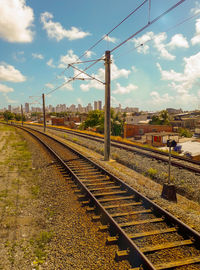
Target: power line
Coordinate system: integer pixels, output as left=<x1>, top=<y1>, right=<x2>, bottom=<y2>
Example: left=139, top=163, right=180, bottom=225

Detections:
left=78, top=0, right=148, bottom=60
left=114, top=10, right=200, bottom=60
left=31, top=0, right=148, bottom=100
left=111, top=0, right=187, bottom=53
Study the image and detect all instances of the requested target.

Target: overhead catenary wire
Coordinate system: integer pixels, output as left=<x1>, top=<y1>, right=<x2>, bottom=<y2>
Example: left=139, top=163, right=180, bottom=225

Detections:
left=114, top=10, right=200, bottom=60
left=111, top=0, right=187, bottom=53
left=30, top=0, right=148, bottom=102
left=78, top=0, right=148, bottom=60
left=31, top=0, right=188, bottom=104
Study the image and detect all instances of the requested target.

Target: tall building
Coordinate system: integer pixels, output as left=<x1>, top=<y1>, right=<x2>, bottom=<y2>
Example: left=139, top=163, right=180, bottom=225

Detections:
left=87, top=103, right=93, bottom=112
left=97, top=100, right=102, bottom=110
left=94, top=101, right=97, bottom=110
left=8, top=105, right=11, bottom=112
left=25, top=103, right=30, bottom=113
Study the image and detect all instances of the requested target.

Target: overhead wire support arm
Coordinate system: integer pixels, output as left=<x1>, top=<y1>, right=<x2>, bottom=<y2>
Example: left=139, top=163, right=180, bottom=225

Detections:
left=69, top=64, right=105, bottom=85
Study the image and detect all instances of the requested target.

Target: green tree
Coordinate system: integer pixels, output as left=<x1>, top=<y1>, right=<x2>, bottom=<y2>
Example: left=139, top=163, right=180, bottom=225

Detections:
left=178, top=128, right=193, bottom=138
left=150, top=110, right=170, bottom=125
left=3, top=111, right=14, bottom=122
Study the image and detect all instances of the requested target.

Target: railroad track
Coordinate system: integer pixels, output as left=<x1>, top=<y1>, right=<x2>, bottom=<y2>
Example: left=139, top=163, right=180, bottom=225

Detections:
left=17, top=125, right=200, bottom=269
left=24, top=123, right=200, bottom=174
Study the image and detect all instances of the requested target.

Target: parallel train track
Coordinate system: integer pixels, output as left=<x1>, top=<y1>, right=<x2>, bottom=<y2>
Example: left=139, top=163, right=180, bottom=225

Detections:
left=16, top=125, right=200, bottom=269
left=24, top=123, right=200, bottom=174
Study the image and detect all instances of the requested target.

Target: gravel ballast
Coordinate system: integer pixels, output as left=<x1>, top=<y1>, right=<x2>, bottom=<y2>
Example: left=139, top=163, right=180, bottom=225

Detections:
left=16, top=127, right=131, bottom=269
left=24, top=125, right=200, bottom=234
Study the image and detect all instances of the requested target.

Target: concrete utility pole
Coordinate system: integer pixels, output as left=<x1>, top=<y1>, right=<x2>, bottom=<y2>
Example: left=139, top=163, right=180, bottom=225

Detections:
left=42, top=93, right=46, bottom=132
left=104, top=51, right=111, bottom=161
left=21, top=104, right=23, bottom=126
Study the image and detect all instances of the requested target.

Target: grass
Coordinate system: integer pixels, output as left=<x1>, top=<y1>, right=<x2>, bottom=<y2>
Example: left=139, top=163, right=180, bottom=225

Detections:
left=147, top=168, right=158, bottom=179
left=30, top=231, right=53, bottom=268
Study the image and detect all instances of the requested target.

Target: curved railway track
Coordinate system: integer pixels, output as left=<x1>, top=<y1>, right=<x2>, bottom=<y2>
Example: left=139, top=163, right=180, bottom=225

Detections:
left=25, top=123, right=200, bottom=174
left=17, top=125, right=200, bottom=269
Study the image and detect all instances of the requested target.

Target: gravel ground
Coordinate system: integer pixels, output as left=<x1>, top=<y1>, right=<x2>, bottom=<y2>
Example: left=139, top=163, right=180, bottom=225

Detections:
left=35, top=126, right=200, bottom=203
left=15, top=126, right=131, bottom=269
left=25, top=125, right=200, bottom=235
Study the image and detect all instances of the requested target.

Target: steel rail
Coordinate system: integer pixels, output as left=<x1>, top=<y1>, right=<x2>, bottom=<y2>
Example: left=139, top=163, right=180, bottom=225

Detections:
left=24, top=123, right=200, bottom=172
left=14, top=124, right=200, bottom=269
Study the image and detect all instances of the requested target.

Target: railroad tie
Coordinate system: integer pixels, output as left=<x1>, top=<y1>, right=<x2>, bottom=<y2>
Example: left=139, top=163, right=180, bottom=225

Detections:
left=119, top=217, right=164, bottom=228
left=127, top=227, right=177, bottom=239
left=98, top=195, right=135, bottom=203
left=140, top=239, right=193, bottom=253
left=94, top=190, right=127, bottom=197
left=154, top=256, right=200, bottom=270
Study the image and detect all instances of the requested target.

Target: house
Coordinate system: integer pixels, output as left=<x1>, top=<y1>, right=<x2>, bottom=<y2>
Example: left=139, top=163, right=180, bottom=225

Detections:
left=125, top=124, right=172, bottom=138
left=146, top=132, right=179, bottom=147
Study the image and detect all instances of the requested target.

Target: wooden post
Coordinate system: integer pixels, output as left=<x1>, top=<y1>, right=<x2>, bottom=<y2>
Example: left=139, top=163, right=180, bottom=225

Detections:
left=104, top=51, right=111, bottom=161
left=42, top=93, right=46, bottom=132
left=21, top=104, right=23, bottom=126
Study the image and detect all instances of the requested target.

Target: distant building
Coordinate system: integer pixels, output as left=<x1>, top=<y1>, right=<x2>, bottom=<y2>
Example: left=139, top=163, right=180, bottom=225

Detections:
left=97, top=100, right=102, bottom=110
left=166, top=108, right=183, bottom=114
left=94, top=101, right=97, bottom=110
left=8, top=105, right=11, bottom=112
left=125, top=124, right=172, bottom=138
left=146, top=132, right=179, bottom=147
left=87, top=103, right=93, bottom=112
left=25, top=103, right=30, bottom=113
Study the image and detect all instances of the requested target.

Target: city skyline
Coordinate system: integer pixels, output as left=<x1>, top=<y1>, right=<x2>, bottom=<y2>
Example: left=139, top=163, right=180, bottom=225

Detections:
left=0, top=1, right=200, bottom=111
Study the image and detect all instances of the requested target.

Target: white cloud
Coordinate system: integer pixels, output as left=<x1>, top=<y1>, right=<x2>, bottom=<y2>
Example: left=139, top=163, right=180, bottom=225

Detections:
left=103, top=35, right=118, bottom=43
left=58, top=50, right=79, bottom=68
left=0, top=83, right=14, bottom=93
left=3, top=93, right=17, bottom=104
left=32, top=53, right=44, bottom=59
left=77, top=98, right=83, bottom=104
left=111, top=95, right=120, bottom=106
left=41, top=12, right=90, bottom=41
left=80, top=59, right=131, bottom=91
left=45, top=83, right=54, bottom=89
left=157, top=52, right=200, bottom=86
left=131, top=66, right=137, bottom=72
left=113, top=82, right=138, bottom=94
left=157, top=52, right=200, bottom=107
left=153, top=32, right=175, bottom=60
left=156, top=63, right=183, bottom=82
left=60, top=77, right=73, bottom=91
left=47, top=58, right=56, bottom=68
left=191, top=19, right=200, bottom=45
left=84, top=50, right=95, bottom=58
left=133, top=31, right=175, bottom=60
left=0, top=0, right=34, bottom=43
left=0, top=63, right=26, bottom=82
left=167, top=34, right=189, bottom=49
left=191, top=1, right=200, bottom=15
left=150, top=91, right=173, bottom=104
left=13, top=51, right=26, bottom=62
left=132, top=32, right=154, bottom=54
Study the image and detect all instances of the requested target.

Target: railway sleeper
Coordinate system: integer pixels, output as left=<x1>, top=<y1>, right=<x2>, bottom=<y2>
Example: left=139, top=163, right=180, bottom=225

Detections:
left=141, top=239, right=193, bottom=253
left=89, top=186, right=121, bottom=192
left=98, top=195, right=135, bottom=203
left=154, top=256, right=200, bottom=270
left=119, top=217, right=164, bottom=228
left=104, top=202, right=142, bottom=209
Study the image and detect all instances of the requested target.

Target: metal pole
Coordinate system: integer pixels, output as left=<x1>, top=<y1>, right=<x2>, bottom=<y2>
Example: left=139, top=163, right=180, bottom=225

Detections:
left=42, top=93, right=46, bottom=132
left=104, top=50, right=111, bottom=161
left=168, top=146, right=171, bottom=184
left=21, top=104, right=23, bottom=126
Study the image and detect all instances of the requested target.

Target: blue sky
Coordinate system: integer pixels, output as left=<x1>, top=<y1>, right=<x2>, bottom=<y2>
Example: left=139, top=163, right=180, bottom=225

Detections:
left=0, top=0, right=200, bottom=111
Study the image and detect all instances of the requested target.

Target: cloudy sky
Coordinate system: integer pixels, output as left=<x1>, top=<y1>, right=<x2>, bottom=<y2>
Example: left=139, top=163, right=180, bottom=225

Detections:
left=0, top=0, right=200, bottom=111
